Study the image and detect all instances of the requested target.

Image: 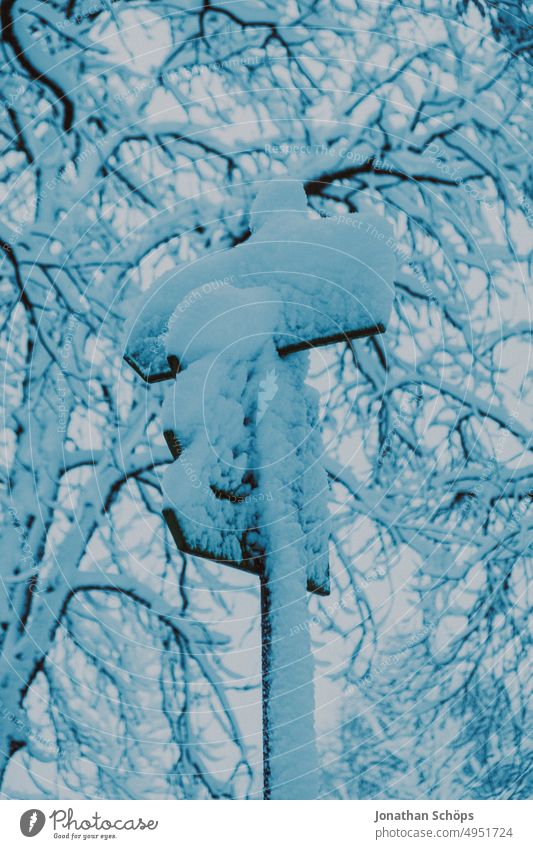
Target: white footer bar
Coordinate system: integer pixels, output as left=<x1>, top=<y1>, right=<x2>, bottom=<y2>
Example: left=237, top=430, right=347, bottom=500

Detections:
left=1, top=799, right=530, bottom=848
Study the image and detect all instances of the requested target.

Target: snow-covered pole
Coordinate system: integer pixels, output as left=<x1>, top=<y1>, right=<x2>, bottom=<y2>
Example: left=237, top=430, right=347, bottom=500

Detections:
left=260, top=573, right=319, bottom=799
left=260, top=575, right=275, bottom=799
left=255, top=350, right=323, bottom=799
left=122, top=181, right=396, bottom=801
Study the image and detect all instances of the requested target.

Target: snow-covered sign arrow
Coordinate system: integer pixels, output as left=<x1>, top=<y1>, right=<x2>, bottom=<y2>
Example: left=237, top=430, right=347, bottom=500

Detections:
left=123, top=182, right=396, bottom=799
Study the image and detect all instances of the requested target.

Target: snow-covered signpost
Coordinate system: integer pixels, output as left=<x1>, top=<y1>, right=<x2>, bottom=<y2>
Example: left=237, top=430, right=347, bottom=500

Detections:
left=123, top=183, right=396, bottom=799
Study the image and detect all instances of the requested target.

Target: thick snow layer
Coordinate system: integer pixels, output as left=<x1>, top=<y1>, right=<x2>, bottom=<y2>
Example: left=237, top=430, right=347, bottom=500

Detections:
left=164, top=284, right=279, bottom=368
left=123, top=269, right=214, bottom=379
left=123, top=181, right=396, bottom=377
left=161, top=322, right=279, bottom=563
left=243, top=184, right=395, bottom=349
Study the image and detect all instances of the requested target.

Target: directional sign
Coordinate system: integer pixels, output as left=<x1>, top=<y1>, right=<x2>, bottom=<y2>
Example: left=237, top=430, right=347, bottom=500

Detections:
left=123, top=183, right=395, bottom=598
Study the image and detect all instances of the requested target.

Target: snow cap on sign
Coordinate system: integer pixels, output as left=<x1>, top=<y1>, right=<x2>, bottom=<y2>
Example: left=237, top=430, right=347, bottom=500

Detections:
left=122, top=181, right=396, bottom=381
